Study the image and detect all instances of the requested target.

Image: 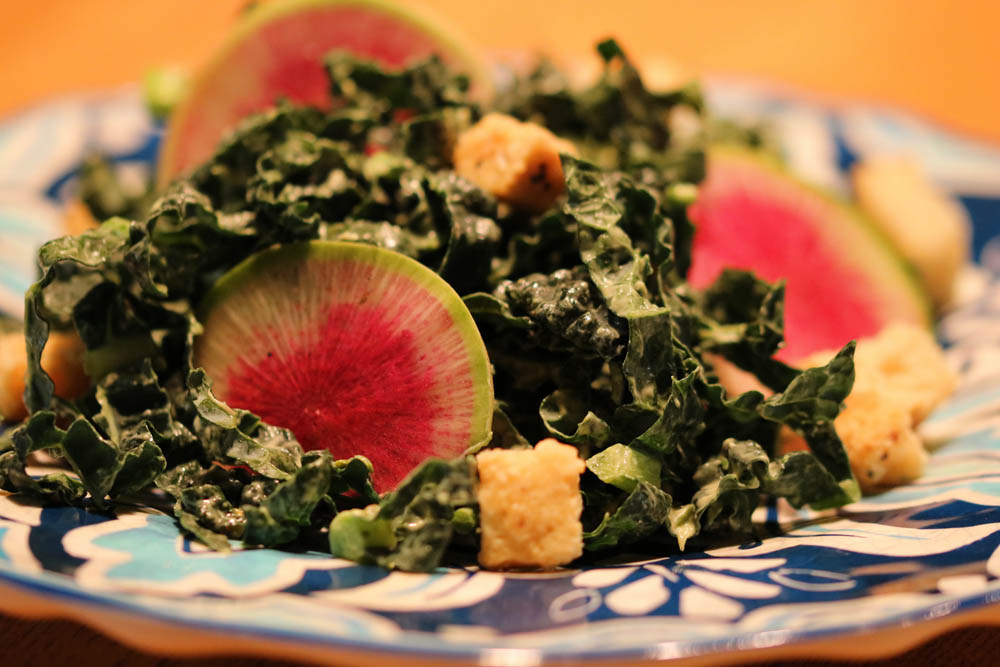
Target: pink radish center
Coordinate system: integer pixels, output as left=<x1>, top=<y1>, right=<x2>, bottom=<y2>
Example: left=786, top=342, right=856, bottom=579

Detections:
left=195, top=246, right=491, bottom=494
left=170, top=6, right=465, bottom=175
left=688, top=159, right=887, bottom=361
left=224, top=302, right=442, bottom=492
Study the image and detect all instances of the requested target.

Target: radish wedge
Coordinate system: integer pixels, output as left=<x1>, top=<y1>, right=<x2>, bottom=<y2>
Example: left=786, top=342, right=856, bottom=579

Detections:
left=689, top=147, right=931, bottom=361
left=158, top=0, right=492, bottom=185
left=194, top=241, right=493, bottom=492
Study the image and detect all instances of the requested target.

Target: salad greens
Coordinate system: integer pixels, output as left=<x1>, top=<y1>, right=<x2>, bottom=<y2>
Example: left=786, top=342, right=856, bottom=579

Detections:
left=1, top=40, right=859, bottom=571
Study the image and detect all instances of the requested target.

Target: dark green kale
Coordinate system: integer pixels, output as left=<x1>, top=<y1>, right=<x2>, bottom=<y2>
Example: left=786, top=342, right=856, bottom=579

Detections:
left=2, top=42, right=860, bottom=573
left=425, top=172, right=502, bottom=293
left=584, top=480, right=672, bottom=549
left=697, top=268, right=799, bottom=391
left=496, top=38, right=705, bottom=185
left=492, top=266, right=626, bottom=359
left=328, top=457, right=477, bottom=570
left=76, top=155, right=156, bottom=222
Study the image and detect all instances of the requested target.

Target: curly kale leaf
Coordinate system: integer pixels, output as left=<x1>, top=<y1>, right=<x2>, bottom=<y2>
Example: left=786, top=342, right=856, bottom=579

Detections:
left=326, top=52, right=472, bottom=120
left=0, top=450, right=87, bottom=505
left=497, top=38, right=704, bottom=184
left=690, top=435, right=854, bottom=546
left=492, top=266, right=626, bottom=359
left=584, top=480, right=672, bottom=550
left=322, top=220, right=428, bottom=258
left=135, top=184, right=258, bottom=298
left=760, top=342, right=859, bottom=502
left=24, top=218, right=134, bottom=412
left=561, top=155, right=693, bottom=411
left=629, top=371, right=706, bottom=475
left=8, top=359, right=188, bottom=508
left=329, top=457, right=476, bottom=571
left=490, top=210, right=580, bottom=284
left=698, top=269, right=799, bottom=391
left=243, top=451, right=334, bottom=545
left=76, top=154, right=155, bottom=222
left=188, top=103, right=330, bottom=206
left=179, top=485, right=246, bottom=539
left=426, top=173, right=502, bottom=294
left=539, top=388, right=614, bottom=456
left=247, top=131, right=363, bottom=232
left=186, top=369, right=303, bottom=479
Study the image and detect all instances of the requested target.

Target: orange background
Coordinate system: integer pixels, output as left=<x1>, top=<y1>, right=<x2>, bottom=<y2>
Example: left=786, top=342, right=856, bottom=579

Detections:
left=1, top=0, right=998, bottom=144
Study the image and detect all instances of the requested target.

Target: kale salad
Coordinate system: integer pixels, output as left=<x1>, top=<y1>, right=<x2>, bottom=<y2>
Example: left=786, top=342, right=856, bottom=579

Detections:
left=0, top=41, right=860, bottom=572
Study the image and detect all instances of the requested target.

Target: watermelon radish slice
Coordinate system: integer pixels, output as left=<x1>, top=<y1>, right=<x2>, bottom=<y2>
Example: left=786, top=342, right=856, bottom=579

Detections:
left=158, top=0, right=492, bottom=184
left=193, top=241, right=493, bottom=492
left=688, top=147, right=931, bottom=362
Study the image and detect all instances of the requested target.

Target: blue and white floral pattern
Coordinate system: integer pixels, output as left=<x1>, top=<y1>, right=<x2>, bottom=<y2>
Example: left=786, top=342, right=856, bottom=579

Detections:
left=3, top=83, right=1000, bottom=664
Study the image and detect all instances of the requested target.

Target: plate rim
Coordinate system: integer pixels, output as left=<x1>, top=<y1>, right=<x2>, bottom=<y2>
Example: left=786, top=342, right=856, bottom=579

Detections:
left=4, top=564, right=1000, bottom=666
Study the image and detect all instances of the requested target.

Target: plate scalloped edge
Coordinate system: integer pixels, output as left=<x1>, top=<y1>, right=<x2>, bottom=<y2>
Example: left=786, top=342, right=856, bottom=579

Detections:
left=3, top=569, right=1000, bottom=667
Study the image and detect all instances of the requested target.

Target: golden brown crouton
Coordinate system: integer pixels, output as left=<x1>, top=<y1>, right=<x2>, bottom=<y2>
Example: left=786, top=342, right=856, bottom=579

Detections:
left=852, top=322, right=957, bottom=424
left=453, top=113, right=577, bottom=213
left=0, top=332, right=26, bottom=422
left=834, top=388, right=928, bottom=489
left=476, top=438, right=585, bottom=570
left=852, top=155, right=970, bottom=309
left=0, top=330, right=90, bottom=423
left=796, top=323, right=955, bottom=492
left=800, top=323, right=956, bottom=426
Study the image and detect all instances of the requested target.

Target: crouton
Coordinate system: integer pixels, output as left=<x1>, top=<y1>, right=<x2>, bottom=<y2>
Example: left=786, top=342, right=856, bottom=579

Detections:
left=800, top=323, right=956, bottom=426
left=852, top=155, right=970, bottom=309
left=0, top=332, right=26, bottom=422
left=476, top=438, right=585, bottom=570
left=796, top=322, right=955, bottom=492
left=453, top=113, right=577, bottom=213
left=0, top=330, right=89, bottom=423
left=854, top=322, right=956, bottom=423
left=834, top=388, right=928, bottom=489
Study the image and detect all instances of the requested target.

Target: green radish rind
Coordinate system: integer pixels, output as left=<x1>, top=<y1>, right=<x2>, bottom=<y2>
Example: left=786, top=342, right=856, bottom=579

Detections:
left=158, top=0, right=493, bottom=187
left=704, top=145, right=933, bottom=333
left=195, top=240, right=494, bottom=453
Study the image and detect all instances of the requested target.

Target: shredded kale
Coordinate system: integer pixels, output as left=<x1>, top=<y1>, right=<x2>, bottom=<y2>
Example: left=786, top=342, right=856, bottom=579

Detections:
left=3, top=40, right=859, bottom=571
left=76, top=155, right=156, bottom=222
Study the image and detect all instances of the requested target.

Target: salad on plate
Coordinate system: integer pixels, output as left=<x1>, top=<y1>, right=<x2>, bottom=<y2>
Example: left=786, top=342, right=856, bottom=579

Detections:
left=0, top=0, right=964, bottom=577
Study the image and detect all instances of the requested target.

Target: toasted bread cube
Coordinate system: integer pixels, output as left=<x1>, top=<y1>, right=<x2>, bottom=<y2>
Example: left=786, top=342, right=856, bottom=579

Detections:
left=0, top=332, right=27, bottom=422
left=453, top=113, right=577, bottom=213
left=800, top=323, right=956, bottom=426
left=0, top=330, right=89, bottom=423
left=851, top=322, right=957, bottom=424
left=836, top=388, right=928, bottom=490
left=852, top=155, right=970, bottom=309
left=796, top=322, right=955, bottom=493
left=476, top=438, right=585, bottom=570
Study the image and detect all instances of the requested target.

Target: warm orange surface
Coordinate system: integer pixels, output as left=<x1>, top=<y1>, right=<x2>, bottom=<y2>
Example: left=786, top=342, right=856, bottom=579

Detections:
left=1, top=0, right=998, bottom=144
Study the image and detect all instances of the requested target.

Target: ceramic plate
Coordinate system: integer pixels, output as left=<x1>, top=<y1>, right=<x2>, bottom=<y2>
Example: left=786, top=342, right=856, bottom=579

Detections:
left=3, top=83, right=1000, bottom=666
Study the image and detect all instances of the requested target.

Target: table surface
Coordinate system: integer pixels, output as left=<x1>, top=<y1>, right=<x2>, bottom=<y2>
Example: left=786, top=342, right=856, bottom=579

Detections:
left=2, top=612, right=999, bottom=666
left=2, top=2, right=999, bottom=665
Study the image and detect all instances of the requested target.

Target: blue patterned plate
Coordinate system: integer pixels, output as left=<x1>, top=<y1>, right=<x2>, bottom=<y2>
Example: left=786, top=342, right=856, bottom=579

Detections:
left=3, top=83, right=1000, bottom=666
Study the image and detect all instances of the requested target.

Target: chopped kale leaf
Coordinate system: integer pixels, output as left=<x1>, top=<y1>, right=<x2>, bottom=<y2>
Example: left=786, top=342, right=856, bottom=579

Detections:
left=5, top=43, right=858, bottom=572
